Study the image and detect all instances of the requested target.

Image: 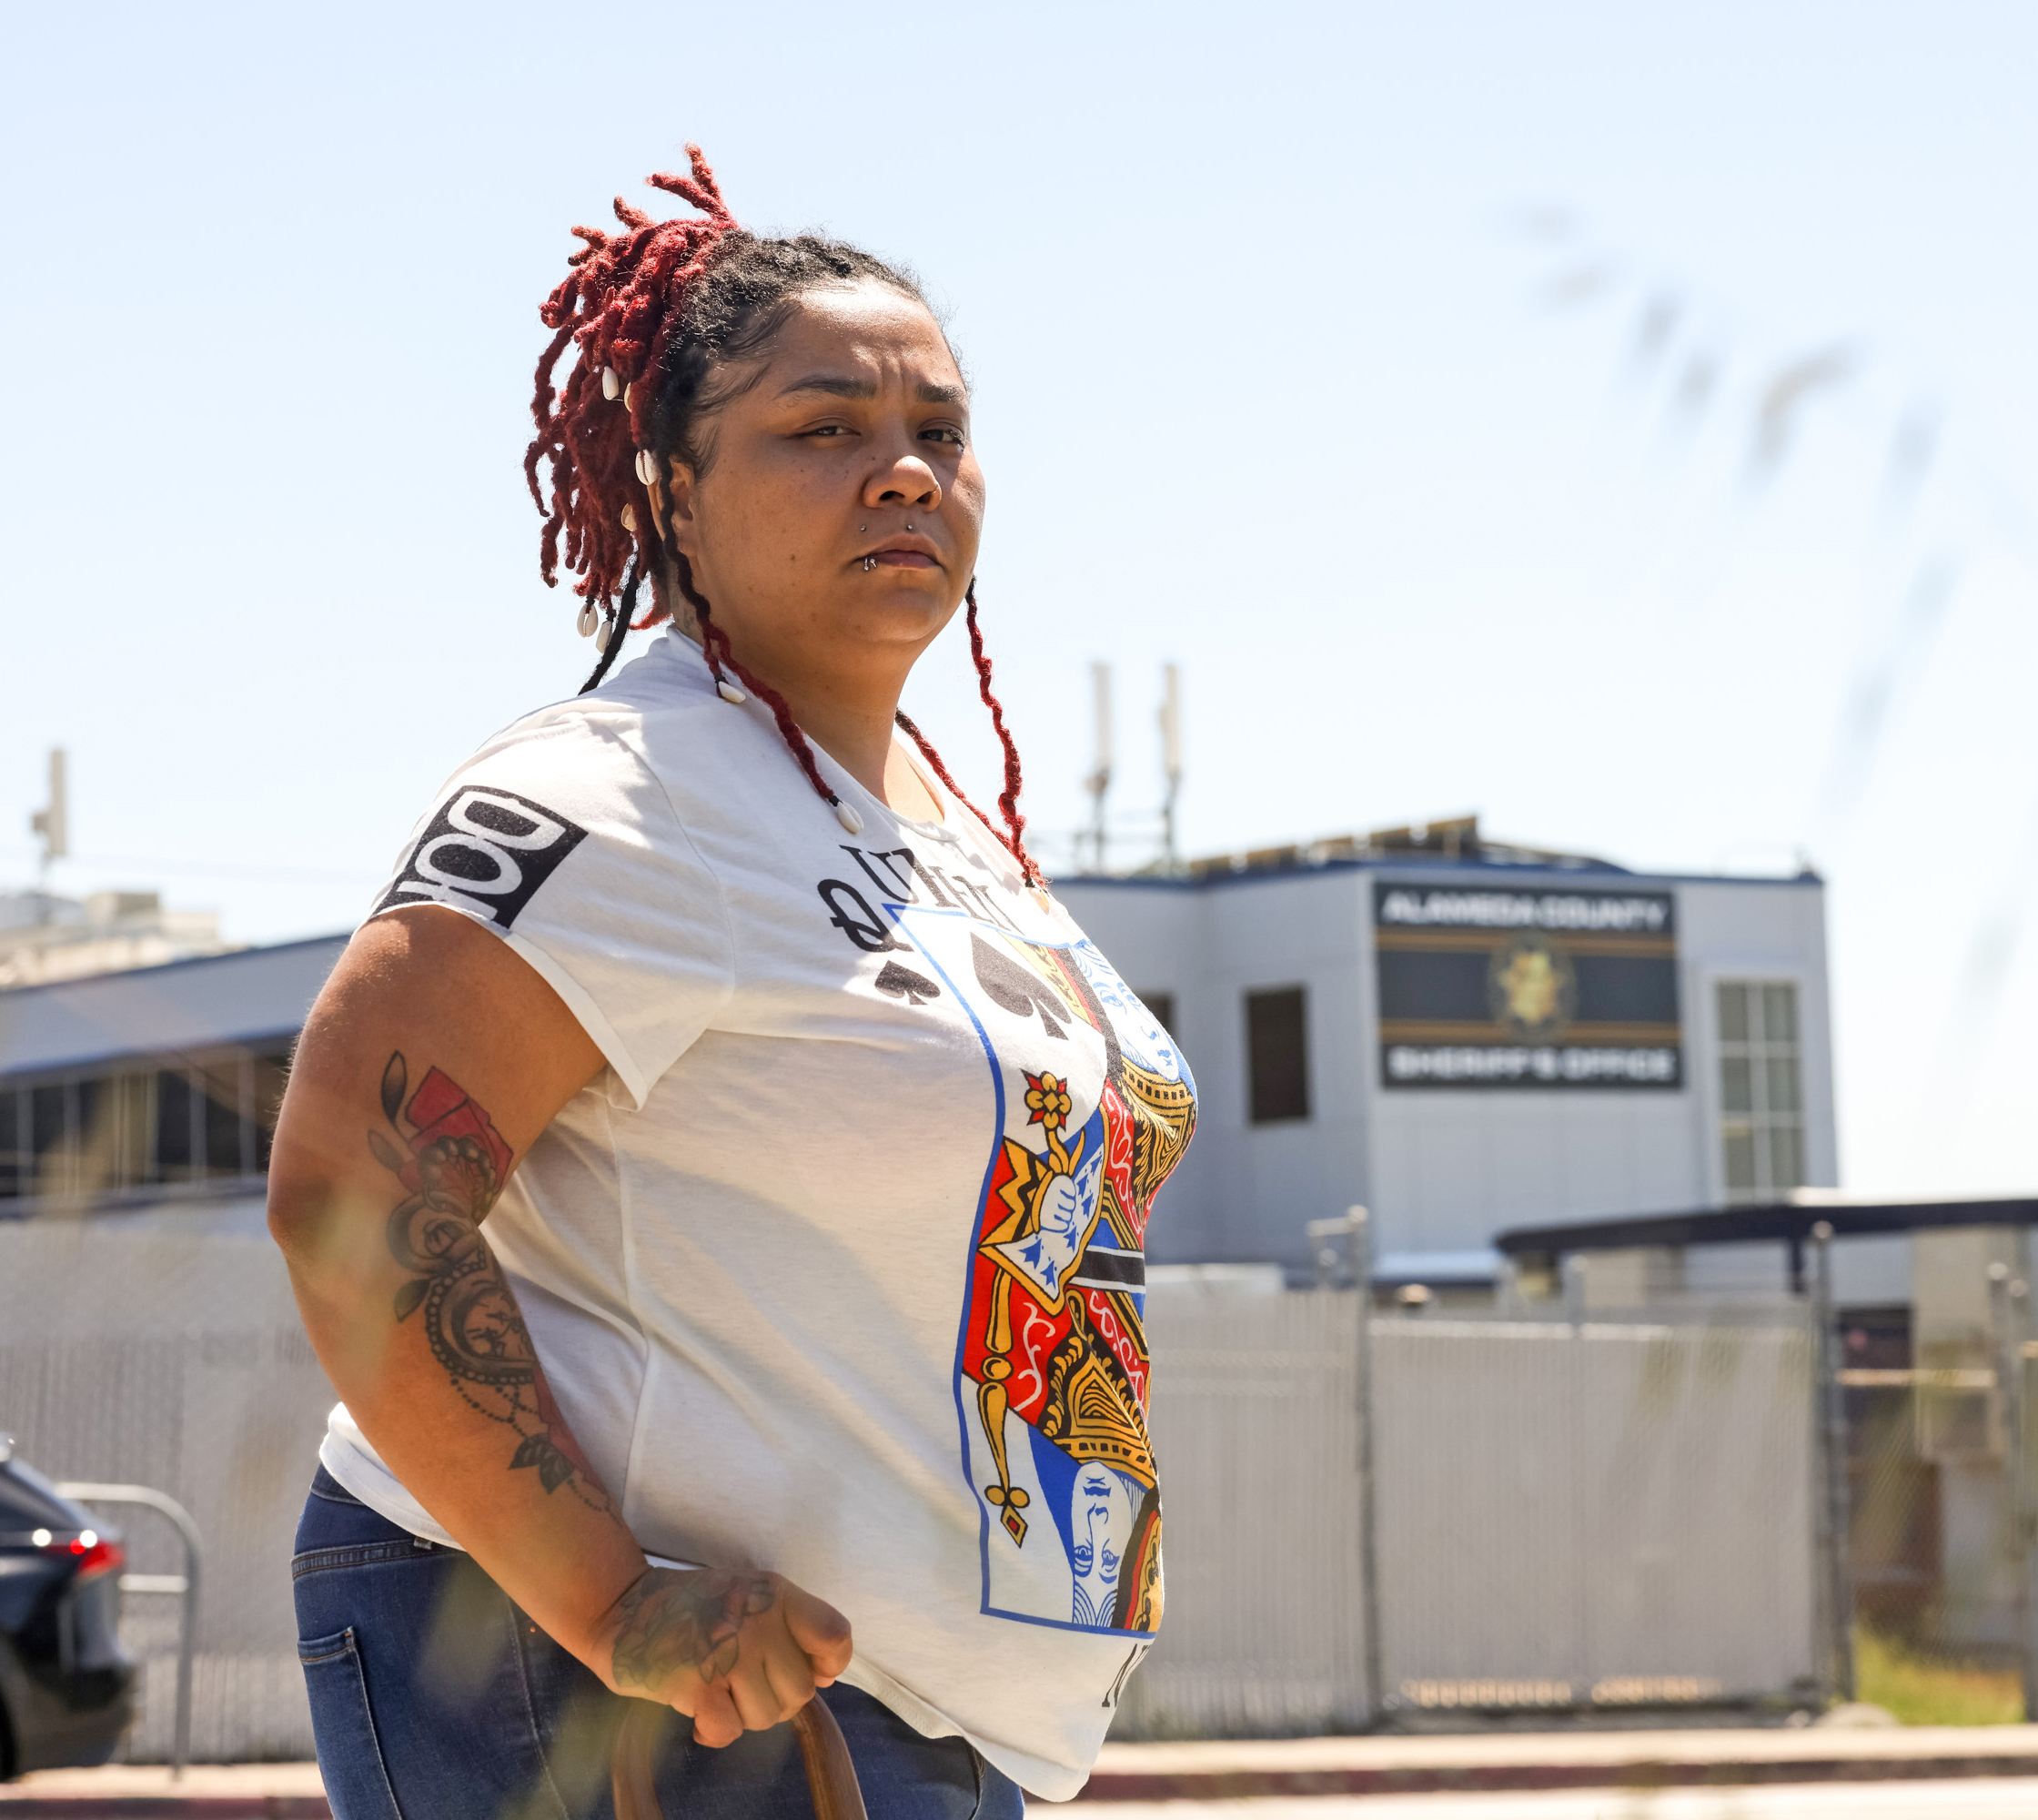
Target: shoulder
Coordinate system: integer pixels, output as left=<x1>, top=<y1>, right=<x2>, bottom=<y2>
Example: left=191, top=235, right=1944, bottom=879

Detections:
left=443, top=631, right=739, bottom=825
left=373, top=633, right=742, bottom=930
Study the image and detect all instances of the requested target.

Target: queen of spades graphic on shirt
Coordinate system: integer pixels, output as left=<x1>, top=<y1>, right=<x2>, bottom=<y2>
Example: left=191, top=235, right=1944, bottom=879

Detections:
left=888, top=903, right=1196, bottom=1638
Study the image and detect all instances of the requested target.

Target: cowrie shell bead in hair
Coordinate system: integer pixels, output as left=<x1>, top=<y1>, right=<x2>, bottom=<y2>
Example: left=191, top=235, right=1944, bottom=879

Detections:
left=623, top=382, right=634, bottom=411
left=576, top=602, right=599, bottom=638
left=834, top=799, right=864, bottom=834
left=635, top=449, right=656, bottom=486
left=595, top=614, right=614, bottom=652
left=601, top=366, right=620, bottom=401
left=716, top=679, right=748, bottom=705
left=620, top=504, right=636, bottom=534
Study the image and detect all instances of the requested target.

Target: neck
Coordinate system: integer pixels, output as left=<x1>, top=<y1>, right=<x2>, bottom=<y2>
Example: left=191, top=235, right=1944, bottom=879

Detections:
left=662, top=599, right=914, bottom=805
left=771, top=669, right=905, bottom=800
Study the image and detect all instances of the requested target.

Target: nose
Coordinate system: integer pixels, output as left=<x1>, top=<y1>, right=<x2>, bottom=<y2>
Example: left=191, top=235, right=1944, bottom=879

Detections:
left=863, top=446, right=943, bottom=516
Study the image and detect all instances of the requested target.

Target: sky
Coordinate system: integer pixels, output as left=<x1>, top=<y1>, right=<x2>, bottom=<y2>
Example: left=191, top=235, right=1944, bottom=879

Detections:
left=3, top=0, right=2036, bottom=1196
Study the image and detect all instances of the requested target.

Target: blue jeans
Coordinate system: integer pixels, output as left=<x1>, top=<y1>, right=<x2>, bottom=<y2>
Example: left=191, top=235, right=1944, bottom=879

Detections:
left=293, top=1469, right=1024, bottom=1820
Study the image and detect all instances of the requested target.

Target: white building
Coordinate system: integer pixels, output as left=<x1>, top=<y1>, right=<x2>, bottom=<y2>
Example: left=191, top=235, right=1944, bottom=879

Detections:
left=1055, top=817, right=1839, bottom=1283
left=4, top=817, right=1840, bottom=1287
left=0, top=888, right=236, bottom=988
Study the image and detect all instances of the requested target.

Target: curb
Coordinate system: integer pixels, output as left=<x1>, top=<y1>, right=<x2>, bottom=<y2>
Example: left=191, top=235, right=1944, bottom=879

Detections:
left=0, top=1806, right=328, bottom=1818
left=15, top=1751, right=2038, bottom=1811
left=1076, top=1754, right=2038, bottom=1799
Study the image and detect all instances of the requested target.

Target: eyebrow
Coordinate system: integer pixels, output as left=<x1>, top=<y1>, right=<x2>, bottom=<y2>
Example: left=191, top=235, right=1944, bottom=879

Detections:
left=779, top=373, right=968, bottom=406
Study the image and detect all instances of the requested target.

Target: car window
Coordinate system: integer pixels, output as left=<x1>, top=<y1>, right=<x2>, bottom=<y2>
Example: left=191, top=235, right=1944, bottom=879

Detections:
left=0, top=1460, right=84, bottom=1532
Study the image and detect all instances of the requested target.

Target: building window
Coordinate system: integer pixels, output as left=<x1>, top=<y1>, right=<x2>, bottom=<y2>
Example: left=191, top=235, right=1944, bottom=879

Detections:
left=0, top=1042, right=293, bottom=1205
left=1246, top=986, right=1311, bottom=1124
left=1717, top=981, right=1804, bottom=1204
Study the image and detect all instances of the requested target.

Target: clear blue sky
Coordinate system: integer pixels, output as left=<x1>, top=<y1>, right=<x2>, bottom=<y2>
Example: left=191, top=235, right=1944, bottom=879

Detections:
left=5, top=1, right=2035, bottom=1196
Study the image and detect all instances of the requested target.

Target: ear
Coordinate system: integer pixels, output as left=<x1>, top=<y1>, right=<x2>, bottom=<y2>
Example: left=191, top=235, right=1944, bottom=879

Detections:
left=653, top=454, right=701, bottom=559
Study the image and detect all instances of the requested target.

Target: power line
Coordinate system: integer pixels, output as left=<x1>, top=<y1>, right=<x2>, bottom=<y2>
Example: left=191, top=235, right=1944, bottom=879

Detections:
left=0, top=844, right=378, bottom=887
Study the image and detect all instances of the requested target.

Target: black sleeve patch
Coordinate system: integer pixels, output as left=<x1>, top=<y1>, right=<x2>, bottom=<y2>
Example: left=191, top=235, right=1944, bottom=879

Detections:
left=377, top=786, right=588, bottom=929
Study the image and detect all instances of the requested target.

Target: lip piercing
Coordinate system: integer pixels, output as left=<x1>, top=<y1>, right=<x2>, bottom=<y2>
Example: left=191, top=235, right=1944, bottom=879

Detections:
left=863, top=556, right=877, bottom=571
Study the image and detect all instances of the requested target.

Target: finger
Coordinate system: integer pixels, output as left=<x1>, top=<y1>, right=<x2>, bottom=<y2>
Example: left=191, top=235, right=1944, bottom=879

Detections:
left=782, top=1586, right=853, bottom=1679
left=690, top=1684, right=742, bottom=1750
left=726, top=1661, right=784, bottom=1734
left=760, top=1622, right=818, bottom=1719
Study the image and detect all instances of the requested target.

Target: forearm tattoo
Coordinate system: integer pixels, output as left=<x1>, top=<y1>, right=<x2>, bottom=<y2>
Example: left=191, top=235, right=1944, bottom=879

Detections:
left=610, top=1567, right=778, bottom=1694
left=369, top=1051, right=613, bottom=1515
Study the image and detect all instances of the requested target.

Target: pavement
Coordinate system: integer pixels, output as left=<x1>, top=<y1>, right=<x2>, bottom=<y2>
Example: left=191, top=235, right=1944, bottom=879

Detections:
left=10, top=1729, right=2038, bottom=1814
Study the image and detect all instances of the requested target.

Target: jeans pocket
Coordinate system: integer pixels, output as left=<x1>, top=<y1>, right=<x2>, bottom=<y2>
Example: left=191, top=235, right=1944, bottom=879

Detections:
left=298, top=1628, right=405, bottom=1820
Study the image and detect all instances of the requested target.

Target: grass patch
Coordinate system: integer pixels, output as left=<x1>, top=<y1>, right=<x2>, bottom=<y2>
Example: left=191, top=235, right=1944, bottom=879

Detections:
left=1855, top=1627, right=2025, bottom=1725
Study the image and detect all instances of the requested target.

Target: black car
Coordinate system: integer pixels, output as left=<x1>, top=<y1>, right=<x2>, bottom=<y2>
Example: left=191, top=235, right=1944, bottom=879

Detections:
left=0, top=1437, right=136, bottom=1778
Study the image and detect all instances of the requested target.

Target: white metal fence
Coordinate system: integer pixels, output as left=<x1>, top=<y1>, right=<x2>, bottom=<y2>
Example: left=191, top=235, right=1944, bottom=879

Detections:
left=0, top=1224, right=1822, bottom=1758
left=1114, top=1282, right=1371, bottom=1737
left=1371, top=1310, right=1817, bottom=1716
left=1114, top=1284, right=1819, bottom=1737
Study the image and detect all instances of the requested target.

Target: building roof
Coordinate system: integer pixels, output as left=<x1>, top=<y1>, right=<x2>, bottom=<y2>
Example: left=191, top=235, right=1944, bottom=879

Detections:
left=1496, top=1192, right=2038, bottom=1259
left=1061, top=814, right=1823, bottom=893
left=0, top=935, right=348, bottom=1077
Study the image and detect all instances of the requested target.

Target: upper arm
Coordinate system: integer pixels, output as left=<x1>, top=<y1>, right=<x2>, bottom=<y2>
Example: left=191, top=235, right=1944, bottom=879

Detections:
left=268, top=905, right=605, bottom=1247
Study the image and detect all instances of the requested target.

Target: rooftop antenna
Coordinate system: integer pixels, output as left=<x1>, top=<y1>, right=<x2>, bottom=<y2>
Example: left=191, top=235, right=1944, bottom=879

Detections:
left=1085, top=662, right=1113, bottom=873
left=30, top=747, right=67, bottom=887
left=1158, top=663, right=1184, bottom=874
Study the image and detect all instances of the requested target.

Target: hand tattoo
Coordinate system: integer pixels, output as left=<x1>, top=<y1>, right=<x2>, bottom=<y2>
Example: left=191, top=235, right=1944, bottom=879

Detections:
left=369, top=1051, right=612, bottom=1513
left=610, top=1567, right=778, bottom=1694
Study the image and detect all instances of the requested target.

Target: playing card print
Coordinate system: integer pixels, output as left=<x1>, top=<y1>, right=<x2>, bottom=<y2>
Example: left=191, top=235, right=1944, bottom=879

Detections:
left=895, top=905, right=1196, bottom=1636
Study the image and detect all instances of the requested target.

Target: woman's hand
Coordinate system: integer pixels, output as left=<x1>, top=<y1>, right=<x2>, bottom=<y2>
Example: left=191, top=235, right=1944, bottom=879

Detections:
left=594, top=1565, right=854, bottom=1746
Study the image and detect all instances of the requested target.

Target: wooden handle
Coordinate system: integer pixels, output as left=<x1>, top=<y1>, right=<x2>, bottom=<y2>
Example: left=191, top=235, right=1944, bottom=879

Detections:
left=792, top=1694, right=869, bottom=1820
left=610, top=1694, right=867, bottom=1820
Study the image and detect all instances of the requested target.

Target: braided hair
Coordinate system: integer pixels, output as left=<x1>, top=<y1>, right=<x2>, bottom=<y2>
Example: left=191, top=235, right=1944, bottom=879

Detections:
left=525, top=147, right=1042, bottom=886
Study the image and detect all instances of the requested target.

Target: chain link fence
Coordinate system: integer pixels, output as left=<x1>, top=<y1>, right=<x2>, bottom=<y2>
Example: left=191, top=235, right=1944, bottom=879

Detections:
left=0, top=1218, right=327, bottom=1761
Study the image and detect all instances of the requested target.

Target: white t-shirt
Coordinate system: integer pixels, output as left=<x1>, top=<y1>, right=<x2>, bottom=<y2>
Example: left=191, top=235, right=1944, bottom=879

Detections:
left=318, top=628, right=1198, bottom=1799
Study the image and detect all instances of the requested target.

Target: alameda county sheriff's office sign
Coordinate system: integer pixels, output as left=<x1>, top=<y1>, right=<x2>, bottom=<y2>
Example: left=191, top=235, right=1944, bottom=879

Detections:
left=1373, top=882, right=1681, bottom=1090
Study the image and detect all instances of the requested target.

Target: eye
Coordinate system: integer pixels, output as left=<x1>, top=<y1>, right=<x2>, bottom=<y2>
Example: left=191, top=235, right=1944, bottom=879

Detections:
left=922, top=425, right=966, bottom=448
left=804, top=424, right=853, bottom=439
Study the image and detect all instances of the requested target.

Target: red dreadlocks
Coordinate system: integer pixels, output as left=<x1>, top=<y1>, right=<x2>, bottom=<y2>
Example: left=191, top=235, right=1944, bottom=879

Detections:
left=524, top=147, right=1042, bottom=888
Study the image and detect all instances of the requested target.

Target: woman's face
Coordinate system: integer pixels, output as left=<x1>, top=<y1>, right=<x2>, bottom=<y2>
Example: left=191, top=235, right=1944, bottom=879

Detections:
left=655, top=279, right=984, bottom=698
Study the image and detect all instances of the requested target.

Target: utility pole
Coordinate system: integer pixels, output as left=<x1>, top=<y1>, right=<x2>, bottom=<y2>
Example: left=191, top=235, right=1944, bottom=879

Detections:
left=1085, top=662, right=1113, bottom=873
left=30, top=747, right=67, bottom=896
left=1158, top=663, right=1183, bottom=875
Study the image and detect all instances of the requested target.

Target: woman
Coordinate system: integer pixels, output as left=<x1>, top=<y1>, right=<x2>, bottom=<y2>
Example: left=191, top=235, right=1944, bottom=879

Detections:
left=270, top=147, right=1196, bottom=1820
